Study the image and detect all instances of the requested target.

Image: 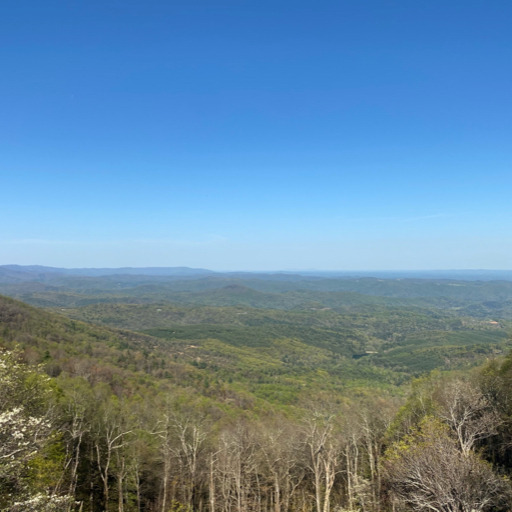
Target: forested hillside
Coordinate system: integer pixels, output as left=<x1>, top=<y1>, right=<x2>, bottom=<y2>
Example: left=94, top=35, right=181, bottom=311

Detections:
left=2, top=269, right=512, bottom=511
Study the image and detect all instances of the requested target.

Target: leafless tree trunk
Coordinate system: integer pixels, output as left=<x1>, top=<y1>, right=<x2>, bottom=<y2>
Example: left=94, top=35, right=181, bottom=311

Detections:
left=209, top=452, right=218, bottom=512
left=94, top=403, right=132, bottom=512
left=214, top=421, right=259, bottom=512
left=116, top=451, right=127, bottom=512
left=173, top=415, right=207, bottom=509
left=156, top=413, right=173, bottom=512
left=303, top=412, right=341, bottom=512
left=256, top=420, right=305, bottom=512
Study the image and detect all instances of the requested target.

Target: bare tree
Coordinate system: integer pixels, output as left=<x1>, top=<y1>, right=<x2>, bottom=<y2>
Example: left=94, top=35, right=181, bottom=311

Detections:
left=214, top=421, right=260, bottom=512
left=383, top=417, right=511, bottom=512
left=302, top=411, right=341, bottom=512
left=155, top=406, right=208, bottom=512
left=172, top=413, right=208, bottom=509
left=348, top=397, right=399, bottom=512
left=56, top=380, right=93, bottom=511
left=436, top=378, right=501, bottom=456
left=93, top=398, right=132, bottom=512
left=154, top=411, right=174, bottom=512
left=256, top=418, right=306, bottom=512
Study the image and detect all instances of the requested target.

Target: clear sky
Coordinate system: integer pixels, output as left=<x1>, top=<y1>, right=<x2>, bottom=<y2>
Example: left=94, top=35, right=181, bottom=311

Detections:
left=2, top=0, right=511, bottom=271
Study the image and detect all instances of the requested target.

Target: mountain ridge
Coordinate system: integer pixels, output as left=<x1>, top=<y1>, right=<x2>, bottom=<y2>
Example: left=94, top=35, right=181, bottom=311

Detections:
left=4, top=264, right=512, bottom=282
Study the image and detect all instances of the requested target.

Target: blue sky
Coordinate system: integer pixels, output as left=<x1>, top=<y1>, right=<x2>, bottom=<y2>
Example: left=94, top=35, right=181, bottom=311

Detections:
left=2, top=1, right=511, bottom=270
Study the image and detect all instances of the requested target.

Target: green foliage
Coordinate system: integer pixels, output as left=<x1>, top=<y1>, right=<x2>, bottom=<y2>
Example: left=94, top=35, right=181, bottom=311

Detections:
left=26, top=435, right=66, bottom=492
left=0, top=348, right=71, bottom=509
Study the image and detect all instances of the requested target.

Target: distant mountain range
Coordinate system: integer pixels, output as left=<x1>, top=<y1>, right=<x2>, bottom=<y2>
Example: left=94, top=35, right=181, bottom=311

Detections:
left=0, top=264, right=216, bottom=283
left=2, top=264, right=512, bottom=283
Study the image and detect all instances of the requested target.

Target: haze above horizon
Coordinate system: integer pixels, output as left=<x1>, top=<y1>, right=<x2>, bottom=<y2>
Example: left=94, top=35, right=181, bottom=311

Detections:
left=2, top=1, right=511, bottom=271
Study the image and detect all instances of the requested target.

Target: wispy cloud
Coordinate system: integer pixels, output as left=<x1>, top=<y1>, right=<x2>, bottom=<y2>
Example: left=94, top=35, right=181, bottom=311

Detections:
left=3, top=235, right=229, bottom=247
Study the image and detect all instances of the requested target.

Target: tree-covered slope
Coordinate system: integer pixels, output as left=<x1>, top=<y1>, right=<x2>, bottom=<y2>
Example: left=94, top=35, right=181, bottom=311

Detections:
left=2, top=285, right=512, bottom=512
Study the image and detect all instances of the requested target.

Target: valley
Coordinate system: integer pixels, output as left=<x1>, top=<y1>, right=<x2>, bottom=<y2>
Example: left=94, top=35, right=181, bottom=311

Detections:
left=1, top=266, right=512, bottom=511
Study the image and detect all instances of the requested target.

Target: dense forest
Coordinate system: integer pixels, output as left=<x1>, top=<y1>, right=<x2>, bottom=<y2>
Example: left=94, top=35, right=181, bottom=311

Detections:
left=2, top=267, right=512, bottom=511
